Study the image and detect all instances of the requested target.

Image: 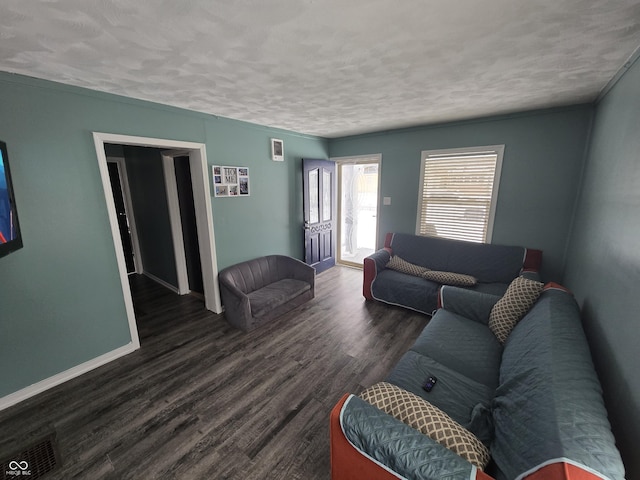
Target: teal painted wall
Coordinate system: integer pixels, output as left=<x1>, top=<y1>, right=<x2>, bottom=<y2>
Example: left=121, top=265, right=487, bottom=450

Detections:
left=328, top=106, right=593, bottom=282
left=3, top=66, right=635, bottom=477
left=204, top=119, right=324, bottom=267
left=0, top=72, right=327, bottom=398
left=563, top=57, right=640, bottom=477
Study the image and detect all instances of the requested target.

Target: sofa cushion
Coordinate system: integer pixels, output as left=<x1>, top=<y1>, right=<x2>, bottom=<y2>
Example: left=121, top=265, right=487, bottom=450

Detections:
left=247, top=278, right=311, bottom=318
left=488, top=276, right=543, bottom=344
left=386, top=350, right=494, bottom=444
left=360, top=382, right=490, bottom=469
left=386, top=255, right=429, bottom=277
left=388, top=232, right=527, bottom=283
left=411, top=309, right=502, bottom=389
left=471, top=282, right=511, bottom=297
left=421, top=270, right=477, bottom=286
left=372, top=268, right=440, bottom=315
left=438, top=287, right=503, bottom=325
left=222, top=255, right=283, bottom=293
left=373, top=269, right=509, bottom=317
left=386, top=255, right=478, bottom=287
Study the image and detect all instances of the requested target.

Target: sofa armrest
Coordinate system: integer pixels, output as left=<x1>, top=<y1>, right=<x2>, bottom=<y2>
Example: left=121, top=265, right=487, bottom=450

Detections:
left=275, top=255, right=316, bottom=291
left=363, top=248, right=392, bottom=300
left=334, top=394, right=488, bottom=480
left=369, top=248, right=392, bottom=271
left=218, top=274, right=253, bottom=331
left=438, top=286, right=502, bottom=325
left=523, top=248, right=542, bottom=273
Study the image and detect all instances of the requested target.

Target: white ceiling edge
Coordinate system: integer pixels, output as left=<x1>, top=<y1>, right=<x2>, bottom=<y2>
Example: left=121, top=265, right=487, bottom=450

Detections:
left=595, top=43, right=640, bottom=104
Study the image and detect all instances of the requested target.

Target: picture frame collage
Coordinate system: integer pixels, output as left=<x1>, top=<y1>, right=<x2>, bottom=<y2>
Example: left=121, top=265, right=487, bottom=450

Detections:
left=212, top=165, right=250, bottom=197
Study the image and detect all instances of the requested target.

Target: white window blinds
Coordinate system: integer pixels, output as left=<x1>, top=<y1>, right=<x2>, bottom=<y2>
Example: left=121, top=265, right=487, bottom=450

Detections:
left=416, top=146, right=504, bottom=243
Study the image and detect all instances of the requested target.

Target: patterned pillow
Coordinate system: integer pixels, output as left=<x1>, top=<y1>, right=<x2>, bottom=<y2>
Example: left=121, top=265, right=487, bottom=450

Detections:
left=359, top=382, right=490, bottom=470
left=488, top=276, right=544, bottom=344
left=385, top=255, right=429, bottom=277
left=421, top=270, right=477, bottom=286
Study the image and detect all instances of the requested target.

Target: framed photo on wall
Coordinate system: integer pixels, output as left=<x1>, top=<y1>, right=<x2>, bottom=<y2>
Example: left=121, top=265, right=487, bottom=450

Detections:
left=213, top=165, right=250, bottom=197
left=271, top=138, right=284, bottom=161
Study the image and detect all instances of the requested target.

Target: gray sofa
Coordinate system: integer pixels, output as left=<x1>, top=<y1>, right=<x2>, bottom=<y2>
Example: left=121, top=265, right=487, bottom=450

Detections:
left=331, top=285, right=625, bottom=480
left=218, top=255, right=315, bottom=332
left=363, top=233, right=542, bottom=315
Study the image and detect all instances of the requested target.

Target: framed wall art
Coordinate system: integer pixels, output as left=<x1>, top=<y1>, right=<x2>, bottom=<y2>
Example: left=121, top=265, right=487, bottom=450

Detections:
left=212, top=165, right=250, bottom=197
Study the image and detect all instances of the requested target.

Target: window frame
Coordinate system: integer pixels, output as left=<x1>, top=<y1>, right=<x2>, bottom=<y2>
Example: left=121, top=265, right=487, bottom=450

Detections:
left=415, top=145, right=504, bottom=243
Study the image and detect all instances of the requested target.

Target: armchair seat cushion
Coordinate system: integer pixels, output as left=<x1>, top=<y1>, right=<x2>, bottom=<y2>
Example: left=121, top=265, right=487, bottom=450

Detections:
left=247, top=278, right=311, bottom=318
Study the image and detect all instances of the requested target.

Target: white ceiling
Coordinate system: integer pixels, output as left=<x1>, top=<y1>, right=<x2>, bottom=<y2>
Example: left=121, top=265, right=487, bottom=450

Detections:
left=1, top=1, right=640, bottom=138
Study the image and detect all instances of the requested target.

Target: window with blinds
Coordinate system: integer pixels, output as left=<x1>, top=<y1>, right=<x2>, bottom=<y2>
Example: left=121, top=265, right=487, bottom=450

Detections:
left=416, top=146, right=504, bottom=243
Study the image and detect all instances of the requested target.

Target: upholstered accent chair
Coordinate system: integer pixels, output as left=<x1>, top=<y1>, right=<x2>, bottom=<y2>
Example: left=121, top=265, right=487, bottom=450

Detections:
left=218, top=255, right=315, bottom=331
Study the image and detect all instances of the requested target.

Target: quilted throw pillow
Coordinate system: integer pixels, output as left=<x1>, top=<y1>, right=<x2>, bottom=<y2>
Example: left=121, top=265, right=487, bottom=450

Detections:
left=421, top=270, right=477, bottom=286
left=386, top=255, right=429, bottom=277
left=359, top=382, right=491, bottom=470
left=488, top=276, right=544, bottom=344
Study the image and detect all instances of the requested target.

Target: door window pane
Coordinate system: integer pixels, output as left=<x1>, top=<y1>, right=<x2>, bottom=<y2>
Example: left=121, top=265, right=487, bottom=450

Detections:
left=309, top=168, right=319, bottom=224
left=322, top=169, right=332, bottom=222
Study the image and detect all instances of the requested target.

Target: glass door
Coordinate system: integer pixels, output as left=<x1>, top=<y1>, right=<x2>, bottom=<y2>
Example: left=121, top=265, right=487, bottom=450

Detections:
left=336, top=156, right=380, bottom=267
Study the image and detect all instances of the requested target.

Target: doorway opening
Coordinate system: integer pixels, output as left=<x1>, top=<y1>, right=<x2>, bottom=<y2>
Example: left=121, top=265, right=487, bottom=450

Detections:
left=94, top=133, right=222, bottom=352
left=106, top=158, right=139, bottom=275
left=173, top=155, right=204, bottom=297
left=334, top=155, right=381, bottom=267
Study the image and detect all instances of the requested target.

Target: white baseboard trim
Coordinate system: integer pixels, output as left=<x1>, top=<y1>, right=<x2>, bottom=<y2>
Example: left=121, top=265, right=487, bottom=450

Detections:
left=0, top=342, right=139, bottom=411
left=143, top=271, right=179, bottom=294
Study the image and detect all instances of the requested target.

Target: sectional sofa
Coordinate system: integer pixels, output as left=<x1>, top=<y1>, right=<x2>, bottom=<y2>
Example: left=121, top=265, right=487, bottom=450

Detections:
left=331, top=280, right=625, bottom=479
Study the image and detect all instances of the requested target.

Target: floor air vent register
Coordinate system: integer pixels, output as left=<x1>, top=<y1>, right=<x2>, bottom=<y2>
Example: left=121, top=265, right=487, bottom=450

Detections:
left=1, top=433, right=60, bottom=480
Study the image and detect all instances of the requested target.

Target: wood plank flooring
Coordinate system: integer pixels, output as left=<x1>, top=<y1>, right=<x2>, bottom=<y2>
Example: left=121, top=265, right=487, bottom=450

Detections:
left=0, top=266, right=429, bottom=479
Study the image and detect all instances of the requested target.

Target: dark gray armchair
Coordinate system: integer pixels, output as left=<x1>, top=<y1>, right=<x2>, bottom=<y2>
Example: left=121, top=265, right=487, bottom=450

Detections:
left=218, top=255, right=315, bottom=332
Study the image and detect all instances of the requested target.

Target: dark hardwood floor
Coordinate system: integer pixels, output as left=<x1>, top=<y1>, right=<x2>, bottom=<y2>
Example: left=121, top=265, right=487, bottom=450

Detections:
left=0, top=266, right=429, bottom=479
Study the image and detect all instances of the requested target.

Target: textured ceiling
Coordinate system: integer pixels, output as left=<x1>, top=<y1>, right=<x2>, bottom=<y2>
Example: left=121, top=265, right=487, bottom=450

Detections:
left=1, top=1, right=640, bottom=138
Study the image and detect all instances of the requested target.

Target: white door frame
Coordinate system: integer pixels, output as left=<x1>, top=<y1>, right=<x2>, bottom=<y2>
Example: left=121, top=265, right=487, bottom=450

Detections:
left=93, top=134, right=223, bottom=349
left=106, top=155, right=143, bottom=275
left=161, top=152, right=190, bottom=295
